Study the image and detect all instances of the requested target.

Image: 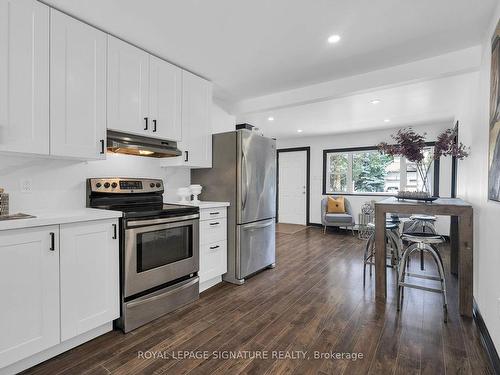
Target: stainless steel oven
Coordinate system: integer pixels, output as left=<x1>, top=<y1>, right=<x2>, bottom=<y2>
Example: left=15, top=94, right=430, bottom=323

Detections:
left=86, top=177, right=201, bottom=333
left=124, top=214, right=199, bottom=297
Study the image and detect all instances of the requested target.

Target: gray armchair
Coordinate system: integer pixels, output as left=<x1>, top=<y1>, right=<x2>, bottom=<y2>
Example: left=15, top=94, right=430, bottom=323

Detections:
left=321, top=196, right=355, bottom=235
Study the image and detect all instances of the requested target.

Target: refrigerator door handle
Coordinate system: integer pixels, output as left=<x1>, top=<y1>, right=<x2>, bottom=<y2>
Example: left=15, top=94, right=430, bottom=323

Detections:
left=242, top=219, right=274, bottom=230
left=242, top=150, right=249, bottom=210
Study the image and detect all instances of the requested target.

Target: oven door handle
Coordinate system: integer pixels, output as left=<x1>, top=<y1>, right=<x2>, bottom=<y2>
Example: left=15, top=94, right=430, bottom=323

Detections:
left=126, top=277, right=199, bottom=308
left=126, top=214, right=199, bottom=228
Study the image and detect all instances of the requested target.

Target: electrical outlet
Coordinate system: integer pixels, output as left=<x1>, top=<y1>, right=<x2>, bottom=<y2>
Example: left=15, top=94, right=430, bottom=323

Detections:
left=20, top=178, right=32, bottom=193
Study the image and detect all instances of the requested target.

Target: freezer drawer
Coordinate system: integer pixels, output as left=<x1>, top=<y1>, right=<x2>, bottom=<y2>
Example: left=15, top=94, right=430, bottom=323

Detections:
left=237, top=219, right=275, bottom=279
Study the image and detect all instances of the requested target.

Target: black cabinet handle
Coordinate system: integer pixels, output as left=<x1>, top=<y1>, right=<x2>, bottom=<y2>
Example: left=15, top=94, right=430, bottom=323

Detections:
left=112, top=224, right=117, bottom=239
left=209, top=222, right=220, bottom=226
left=49, top=232, right=55, bottom=251
left=144, top=117, right=149, bottom=130
left=184, top=151, right=189, bottom=162
left=209, top=212, right=220, bottom=215
left=100, top=139, right=105, bottom=154
left=209, top=245, right=220, bottom=250
left=153, top=119, right=157, bottom=132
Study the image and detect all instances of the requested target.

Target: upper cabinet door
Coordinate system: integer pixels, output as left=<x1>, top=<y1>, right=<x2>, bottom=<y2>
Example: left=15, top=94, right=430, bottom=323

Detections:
left=149, top=56, right=182, bottom=141
left=108, top=36, right=150, bottom=136
left=50, top=10, right=107, bottom=159
left=0, top=0, right=49, bottom=155
left=0, top=226, right=60, bottom=368
left=181, top=71, right=213, bottom=167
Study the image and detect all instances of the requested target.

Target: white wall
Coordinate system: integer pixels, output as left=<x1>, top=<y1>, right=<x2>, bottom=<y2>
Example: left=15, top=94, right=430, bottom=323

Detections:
left=212, top=103, right=236, bottom=134
left=458, top=1, right=500, bottom=352
left=277, top=122, right=453, bottom=234
left=0, top=153, right=190, bottom=212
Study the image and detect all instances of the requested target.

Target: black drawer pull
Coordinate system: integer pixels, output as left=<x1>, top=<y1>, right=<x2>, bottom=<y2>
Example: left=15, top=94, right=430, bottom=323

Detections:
left=184, top=151, right=189, bottom=162
left=144, top=117, right=149, bottom=130
left=209, top=222, right=220, bottom=226
left=209, top=212, right=220, bottom=215
left=112, top=224, right=117, bottom=239
left=153, top=119, right=157, bottom=132
left=100, top=139, right=105, bottom=154
left=209, top=245, right=220, bottom=250
left=49, top=232, right=55, bottom=251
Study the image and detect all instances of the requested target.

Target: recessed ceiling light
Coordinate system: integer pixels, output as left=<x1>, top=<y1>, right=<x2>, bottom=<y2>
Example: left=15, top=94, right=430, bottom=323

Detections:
left=297, top=129, right=303, bottom=133
left=268, top=116, right=274, bottom=121
left=370, top=99, right=381, bottom=104
left=327, top=34, right=341, bottom=44
left=384, top=119, right=391, bottom=123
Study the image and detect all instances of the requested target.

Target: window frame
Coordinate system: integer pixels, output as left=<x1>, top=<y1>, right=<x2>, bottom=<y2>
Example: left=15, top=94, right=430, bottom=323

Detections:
left=322, top=143, right=440, bottom=196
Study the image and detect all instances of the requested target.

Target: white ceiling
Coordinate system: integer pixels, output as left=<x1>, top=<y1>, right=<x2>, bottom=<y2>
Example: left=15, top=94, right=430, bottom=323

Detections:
left=43, top=0, right=496, bottom=103
left=237, top=73, right=478, bottom=139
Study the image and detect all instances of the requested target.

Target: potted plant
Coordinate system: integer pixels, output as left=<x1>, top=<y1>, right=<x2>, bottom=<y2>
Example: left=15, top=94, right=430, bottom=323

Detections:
left=378, top=126, right=469, bottom=199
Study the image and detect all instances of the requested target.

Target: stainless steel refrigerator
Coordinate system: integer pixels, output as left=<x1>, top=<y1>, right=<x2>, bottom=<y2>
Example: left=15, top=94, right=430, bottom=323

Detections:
left=191, top=129, right=276, bottom=284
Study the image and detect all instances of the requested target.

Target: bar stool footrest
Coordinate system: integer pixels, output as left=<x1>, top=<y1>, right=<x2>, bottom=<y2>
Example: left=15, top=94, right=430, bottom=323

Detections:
left=405, top=272, right=443, bottom=281
left=399, top=282, right=445, bottom=294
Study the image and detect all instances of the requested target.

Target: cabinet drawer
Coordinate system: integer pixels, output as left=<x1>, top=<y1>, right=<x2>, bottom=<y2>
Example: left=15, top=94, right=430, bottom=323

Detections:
left=200, top=207, right=227, bottom=221
left=199, top=241, right=227, bottom=283
left=200, top=218, right=227, bottom=245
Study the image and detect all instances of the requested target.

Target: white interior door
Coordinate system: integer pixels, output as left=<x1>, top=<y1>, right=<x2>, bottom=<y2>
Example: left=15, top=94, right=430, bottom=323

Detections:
left=278, top=150, right=307, bottom=225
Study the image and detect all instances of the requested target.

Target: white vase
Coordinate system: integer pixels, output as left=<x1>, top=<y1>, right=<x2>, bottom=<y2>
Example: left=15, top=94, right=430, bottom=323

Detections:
left=189, top=184, right=202, bottom=203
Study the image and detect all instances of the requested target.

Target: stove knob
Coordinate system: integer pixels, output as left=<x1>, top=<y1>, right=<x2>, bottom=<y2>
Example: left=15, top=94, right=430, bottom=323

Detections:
left=96, top=182, right=102, bottom=188
left=156, top=183, right=161, bottom=188
left=104, top=182, right=110, bottom=188
left=111, top=182, right=118, bottom=188
left=150, top=183, right=155, bottom=188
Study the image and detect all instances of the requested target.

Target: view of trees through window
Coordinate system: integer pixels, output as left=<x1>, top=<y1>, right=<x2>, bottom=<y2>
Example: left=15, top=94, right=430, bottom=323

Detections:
left=352, top=152, right=394, bottom=193
left=324, top=147, right=434, bottom=194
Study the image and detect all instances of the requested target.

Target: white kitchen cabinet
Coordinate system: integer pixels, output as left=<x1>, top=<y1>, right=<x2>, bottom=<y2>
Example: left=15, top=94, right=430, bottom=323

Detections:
left=50, top=10, right=107, bottom=159
left=107, top=36, right=150, bottom=137
left=199, top=205, right=227, bottom=292
left=60, top=219, right=119, bottom=341
left=0, top=0, right=49, bottom=155
left=108, top=37, right=182, bottom=142
left=149, top=55, right=182, bottom=141
left=161, top=71, right=213, bottom=168
left=0, top=226, right=60, bottom=369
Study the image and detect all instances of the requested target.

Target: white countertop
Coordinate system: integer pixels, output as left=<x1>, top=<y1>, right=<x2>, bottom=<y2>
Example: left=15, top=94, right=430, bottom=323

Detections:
left=165, top=201, right=230, bottom=209
left=0, top=208, right=122, bottom=231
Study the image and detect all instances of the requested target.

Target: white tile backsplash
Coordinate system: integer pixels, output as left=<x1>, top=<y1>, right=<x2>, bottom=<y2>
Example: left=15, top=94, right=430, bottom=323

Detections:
left=0, top=153, right=190, bottom=212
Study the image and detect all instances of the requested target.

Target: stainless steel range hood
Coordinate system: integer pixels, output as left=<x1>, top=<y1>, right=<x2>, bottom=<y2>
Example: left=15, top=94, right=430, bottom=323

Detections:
left=107, top=130, right=182, bottom=158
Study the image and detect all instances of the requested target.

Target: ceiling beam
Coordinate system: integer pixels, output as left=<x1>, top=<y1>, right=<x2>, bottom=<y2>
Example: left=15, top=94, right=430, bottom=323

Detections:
left=233, top=45, right=482, bottom=115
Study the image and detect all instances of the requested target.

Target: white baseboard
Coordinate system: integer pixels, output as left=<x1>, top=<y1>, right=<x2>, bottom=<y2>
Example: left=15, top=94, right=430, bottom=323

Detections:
left=200, top=276, right=222, bottom=292
left=0, top=322, right=113, bottom=375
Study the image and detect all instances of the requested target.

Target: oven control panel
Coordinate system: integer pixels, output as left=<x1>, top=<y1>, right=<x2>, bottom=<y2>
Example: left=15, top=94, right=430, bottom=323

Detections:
left=88, top=178, right=163, bottom=193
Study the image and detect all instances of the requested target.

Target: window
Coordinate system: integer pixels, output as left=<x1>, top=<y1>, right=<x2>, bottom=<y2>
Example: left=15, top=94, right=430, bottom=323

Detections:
left=323, top=146, right=436, bottom=195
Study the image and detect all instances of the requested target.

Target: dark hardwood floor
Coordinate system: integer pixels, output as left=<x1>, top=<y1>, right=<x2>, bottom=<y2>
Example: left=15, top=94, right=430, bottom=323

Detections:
left=22, top=228, right=492, bottom=375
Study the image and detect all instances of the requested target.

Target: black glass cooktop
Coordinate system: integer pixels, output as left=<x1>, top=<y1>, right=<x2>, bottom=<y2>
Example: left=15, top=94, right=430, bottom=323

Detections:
left=94, top=203, right=199, bottom=219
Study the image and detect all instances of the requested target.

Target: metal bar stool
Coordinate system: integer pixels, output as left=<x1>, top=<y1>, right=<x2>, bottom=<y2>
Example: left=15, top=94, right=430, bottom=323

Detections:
left=363, top=221, right=401, bottom=287
left=404, top=214, right=437, bottom=270
left=397, top=232, right=448, bottom=322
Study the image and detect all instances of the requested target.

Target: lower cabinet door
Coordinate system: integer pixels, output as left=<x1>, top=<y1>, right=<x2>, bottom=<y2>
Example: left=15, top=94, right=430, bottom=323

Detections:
left=60, top=219, right=119, bottom=341
left=199, top=240, right=227, bottom=283
left=0, top=226, right=60, bottom=368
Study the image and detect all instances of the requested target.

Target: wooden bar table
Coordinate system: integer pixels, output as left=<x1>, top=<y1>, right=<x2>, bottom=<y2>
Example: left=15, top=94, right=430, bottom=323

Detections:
left=374, top=197, right=473, bottom=317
